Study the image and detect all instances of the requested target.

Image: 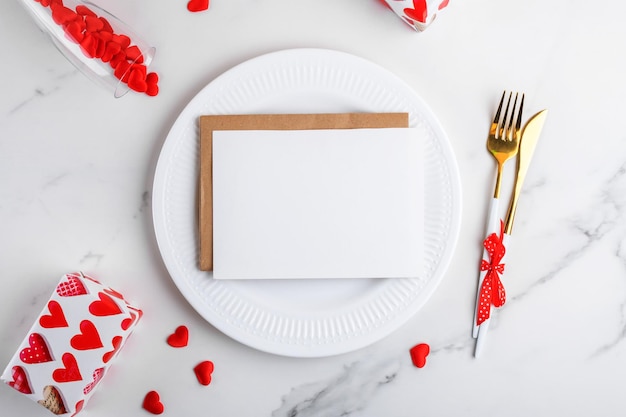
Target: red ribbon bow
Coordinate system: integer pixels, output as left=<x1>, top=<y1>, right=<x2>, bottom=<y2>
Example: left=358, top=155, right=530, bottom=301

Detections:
left=476, top=220, right=507, bottom=326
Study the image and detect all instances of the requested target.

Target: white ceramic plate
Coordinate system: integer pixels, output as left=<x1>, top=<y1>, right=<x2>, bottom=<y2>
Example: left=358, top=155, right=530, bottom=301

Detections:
left=152, top=48, right=462, bottom=357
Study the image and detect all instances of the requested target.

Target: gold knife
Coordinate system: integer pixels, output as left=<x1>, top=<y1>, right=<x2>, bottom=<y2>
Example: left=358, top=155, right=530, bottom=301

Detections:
left=504, top=109, right=548, bottom=234
left=474, top=109, right=548, bottom=357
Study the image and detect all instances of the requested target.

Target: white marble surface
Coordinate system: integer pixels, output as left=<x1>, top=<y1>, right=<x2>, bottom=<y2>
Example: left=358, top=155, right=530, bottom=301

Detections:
left=2, top=0, right=626, bottom=415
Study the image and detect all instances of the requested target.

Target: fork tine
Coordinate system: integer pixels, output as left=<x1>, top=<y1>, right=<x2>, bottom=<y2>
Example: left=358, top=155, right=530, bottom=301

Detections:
left=515, top=94, right=525, bottom=134
left=492, top=91, right=506, bottom=125
left=504, top=93, right=519, bottom=141
left=498, top=92, right=513, bottom=139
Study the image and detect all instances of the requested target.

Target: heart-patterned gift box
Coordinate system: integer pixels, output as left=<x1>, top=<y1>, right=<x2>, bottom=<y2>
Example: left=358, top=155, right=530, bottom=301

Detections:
left=382, top=0, right=450, bottom=32
left=1, top=272, right=142, bottom=415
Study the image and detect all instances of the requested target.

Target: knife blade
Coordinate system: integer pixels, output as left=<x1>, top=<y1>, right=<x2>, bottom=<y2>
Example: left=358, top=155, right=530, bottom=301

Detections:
left=504, top=109, right=548, bottom=234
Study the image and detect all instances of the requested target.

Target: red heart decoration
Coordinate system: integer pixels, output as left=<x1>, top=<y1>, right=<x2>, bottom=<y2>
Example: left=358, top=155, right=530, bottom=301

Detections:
left=103, top=287, right=124, bottom=299
left=121, top=311, right=137, bottom=331
left=84, top=15, right=104, bottom=32
left=71, top=320, right=104, bottom=350
left=51, top=4, right=78, bottom=25
left=64, top=21, right=85, bottom=43
left=8, top=366, right=32, bottom=394
left=83, top=367, right=105, bottom=395
left=71, top=400, right=84, bottom=417
left=167, top=325, right=189, bottom=348
left=409, top=343, right=430, bottom=368
left=194, top=361, right=214, bottom=386
left=102, top=336, right=123, bottom=363
left=20, top=333, right=53, bottom=364
left=83, top=274, right=101, bottom=284
left=76, top=4, right=97, bottom=17
left=404, top=0, right=428, bottom=23
left=53, top=353, right=83, bottom=383
left=56, top=274, right=88, bottom=297
left=143, top=390, right=164, bottom=415
left=438, top=0, right=450, bottom=10
left=128, top=69, right=148, bottom=93
left=187, top=0, right=209, bottom=13
left=40, top=300, right=69, bottom=329
left=89, top=292, right=122, bottom=316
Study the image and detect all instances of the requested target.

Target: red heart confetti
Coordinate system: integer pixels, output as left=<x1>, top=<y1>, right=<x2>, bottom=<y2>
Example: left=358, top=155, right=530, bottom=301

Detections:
left=143, top=390, right=164, bottom=415
left=83, top=367, right=105, bottom=395
left=20, top=333, right=53, bottom=364
left=70, top=320, right=104, bottom=351
left=102, top=336, right=123, bottom=363
left=89, top=292, right=123, bottom=316
left=28, top=1, right=160, bottom=96
left=439, top=0, right=450, bottom=10
left=8, top=366, right=32, bottom=394
left=52, top=353, right=83, bottom=383
left=404, top=0, right=428, bottom=23
left=40, top=300, right=69, bottom=329
left=56, top=274, right=88, bottom=297
left=187, top=0, right=210, bottom=13
left=167, top=325, right=189, bottom=348
left=409, top=343, right=430, bottom=368
left=194, top=361, right=214, bottom=386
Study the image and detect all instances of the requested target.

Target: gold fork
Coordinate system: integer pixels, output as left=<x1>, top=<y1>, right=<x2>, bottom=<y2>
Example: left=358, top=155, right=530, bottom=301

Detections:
left=472, top=91, right=524, bottom=347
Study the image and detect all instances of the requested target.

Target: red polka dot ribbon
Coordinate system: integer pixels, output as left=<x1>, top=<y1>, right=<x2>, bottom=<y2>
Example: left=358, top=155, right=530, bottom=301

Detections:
left=476, top=220, right=507, bottom=326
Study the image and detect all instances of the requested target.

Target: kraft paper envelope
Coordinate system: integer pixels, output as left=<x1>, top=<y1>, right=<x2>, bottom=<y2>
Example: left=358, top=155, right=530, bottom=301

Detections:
left=199, top=113, right=409, bottom=271
left=212, top=127, right=424, bottom=279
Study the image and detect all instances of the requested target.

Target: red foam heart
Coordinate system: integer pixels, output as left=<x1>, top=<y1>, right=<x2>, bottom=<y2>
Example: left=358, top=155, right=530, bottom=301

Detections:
left=71, top=320, right=103, bottom=350
left=84, top=15, right=104, bottom=32
left=56, top=274, right=88, bottom=297
left=83, top=367, right=105, bottom=395
left=113, top=60, right=132, bottom=82
left=143, top=391, right=164, bottom=415
left=187, top=0, right=209, bottom=13
left=404, top=0, right=428, bottom=23
left=146, top=83, right=159, bottom=97
left=53, top=353, right=83, bottom=383
left=99, top=16, right=114, bottom=33
left=76, top=5, right=96, bottom=17
left=167, top=326, right=189, bottom=348
left=40, top=300, right=69, bottom=329
left=8, top=366, right=32, bottom=394
left=102, top=336, right=123, bottom=363
left=89, top=292, right=122, bottom=316
left=409, top=343, right=430, bottom=368
left=51, top=4, right=78, bottom=25
left=64, top=21, right=85, bottom=43
left=20, top=333, right=53, bottom=364
left=128, top=69, right=148, bottom=93
left=194, top=361, right=214, bottom=386
left=101, top=41, right=122, bottom=63
left=125, top=45, right=144, bottom=64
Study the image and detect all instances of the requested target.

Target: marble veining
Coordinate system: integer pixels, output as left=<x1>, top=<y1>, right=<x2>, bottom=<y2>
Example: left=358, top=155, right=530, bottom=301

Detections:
left=272, top=358, right=401, bottom=417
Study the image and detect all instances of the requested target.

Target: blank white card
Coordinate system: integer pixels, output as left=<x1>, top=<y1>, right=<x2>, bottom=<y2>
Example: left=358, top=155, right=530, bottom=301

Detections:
left=212, top=127, right=424, bottom=279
